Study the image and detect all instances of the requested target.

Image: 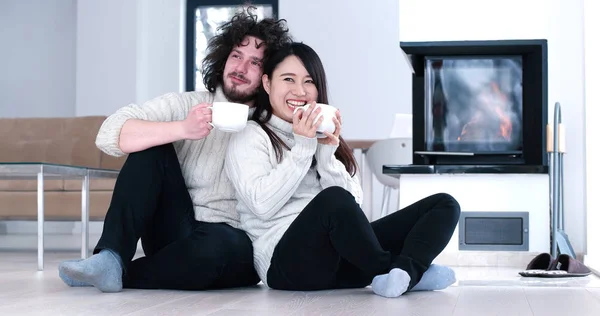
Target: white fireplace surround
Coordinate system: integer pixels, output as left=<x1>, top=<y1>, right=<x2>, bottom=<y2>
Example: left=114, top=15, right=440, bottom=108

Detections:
left=396, top=173, right=550, bottom=266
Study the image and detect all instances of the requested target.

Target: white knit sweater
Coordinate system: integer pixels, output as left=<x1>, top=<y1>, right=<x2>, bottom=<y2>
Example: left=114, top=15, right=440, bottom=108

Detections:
left=225, top=113, right=363, bottom=285
left=95, top=87, right=245, bottom=228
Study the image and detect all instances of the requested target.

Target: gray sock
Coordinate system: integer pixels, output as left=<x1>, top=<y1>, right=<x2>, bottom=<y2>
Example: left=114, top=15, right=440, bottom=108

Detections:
left=58, top=249, right=123, bottom=293
left=371, top=268, right=411, bottom=298
left=58, top=259, right=91, bottom=287
left=411, top=264, right=456, bottom=291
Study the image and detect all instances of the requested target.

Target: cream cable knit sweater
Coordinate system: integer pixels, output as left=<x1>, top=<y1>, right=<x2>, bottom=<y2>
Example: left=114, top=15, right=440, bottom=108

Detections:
left=95, top=87, right=245, bottom=228
left=225, top=113, right=363, bottom=285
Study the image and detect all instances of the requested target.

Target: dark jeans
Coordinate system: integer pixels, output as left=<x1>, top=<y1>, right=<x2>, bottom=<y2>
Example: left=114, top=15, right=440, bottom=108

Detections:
left=266, top=186, right=460, bottom=291
left=94, top=144, right=259, bottom=290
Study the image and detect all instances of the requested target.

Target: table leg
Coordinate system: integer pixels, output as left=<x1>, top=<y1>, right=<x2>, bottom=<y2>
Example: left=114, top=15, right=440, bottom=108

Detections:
left=362, top=151, right=373, bottom=221
left=353, top=149, right=366, bottom=216
left=353, top=148, right=374, bottom=221
left=37, top=169, right=44, bottom=271
left=81, top=171, right=90, bottom=259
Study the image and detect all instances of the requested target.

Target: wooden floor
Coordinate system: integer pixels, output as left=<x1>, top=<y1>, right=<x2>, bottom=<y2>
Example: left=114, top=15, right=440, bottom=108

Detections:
left=1, top=251, right=600, bottom=315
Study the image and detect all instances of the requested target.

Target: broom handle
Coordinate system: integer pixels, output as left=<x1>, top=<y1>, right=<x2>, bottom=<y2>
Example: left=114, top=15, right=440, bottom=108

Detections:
left=551, top=102, right=561, bottom=257
left=546, top=123, right=566, bottom=153
left=559, top=123, right=565, bottom=231
left=547, top=122, right=566, bottom=231
left=560, top=154, right=564, bottom=231
left=546, top=123, right=554, bottom=245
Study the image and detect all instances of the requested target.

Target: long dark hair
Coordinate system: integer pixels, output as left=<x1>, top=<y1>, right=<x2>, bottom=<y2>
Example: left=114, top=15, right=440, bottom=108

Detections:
left=251, top=42, right=358, bottom=176
left=202, top=6, right=292, bottom=93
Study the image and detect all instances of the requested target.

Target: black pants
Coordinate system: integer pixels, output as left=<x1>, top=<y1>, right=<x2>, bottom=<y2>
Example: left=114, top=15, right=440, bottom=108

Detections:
left=266, top=186, right=460, bottom=291
left=94, top=144, right=259, bottom=290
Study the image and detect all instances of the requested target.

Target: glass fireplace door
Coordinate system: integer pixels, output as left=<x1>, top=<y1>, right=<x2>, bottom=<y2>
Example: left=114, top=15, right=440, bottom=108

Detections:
left=424, top=56, right=524, bottom=155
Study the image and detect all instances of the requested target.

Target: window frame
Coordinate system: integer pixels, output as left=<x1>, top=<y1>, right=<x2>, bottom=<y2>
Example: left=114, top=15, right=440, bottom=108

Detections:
left=185, top=0, right=279, bottom=92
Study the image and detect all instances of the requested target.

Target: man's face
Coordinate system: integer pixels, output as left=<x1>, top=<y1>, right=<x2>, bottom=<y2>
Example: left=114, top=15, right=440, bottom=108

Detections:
left=222, top=36, right=266, bottom=105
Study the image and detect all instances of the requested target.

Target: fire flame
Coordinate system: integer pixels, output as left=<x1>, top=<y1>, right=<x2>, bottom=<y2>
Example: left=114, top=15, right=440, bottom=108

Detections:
left=491, top=82, right=512, bottom=140
left=457, top=82, right=512, bottom=142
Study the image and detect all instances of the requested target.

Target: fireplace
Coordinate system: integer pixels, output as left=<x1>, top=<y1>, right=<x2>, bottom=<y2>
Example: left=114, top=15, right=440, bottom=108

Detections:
left=401, top=40, right=548, bottom=171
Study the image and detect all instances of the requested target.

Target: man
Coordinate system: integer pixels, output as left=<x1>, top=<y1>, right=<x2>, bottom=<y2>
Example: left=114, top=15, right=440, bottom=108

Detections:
left=58, top=7, right=292, bottom=293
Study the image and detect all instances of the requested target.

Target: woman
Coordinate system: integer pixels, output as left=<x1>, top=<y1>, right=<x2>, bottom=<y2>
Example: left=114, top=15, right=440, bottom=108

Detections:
left=225, top=42, right=461, bottom=297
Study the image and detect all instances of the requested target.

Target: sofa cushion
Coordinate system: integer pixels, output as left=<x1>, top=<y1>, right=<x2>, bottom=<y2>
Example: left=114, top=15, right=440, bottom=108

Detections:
left=0, top=180, right=64, bottom=191
left=0, top=116, right=108, bottom=168
left=63, top=179, right=116, bottom=191
left=0, top=191, right=112, bottom=220
left=0, top=179, right=116, bottom=192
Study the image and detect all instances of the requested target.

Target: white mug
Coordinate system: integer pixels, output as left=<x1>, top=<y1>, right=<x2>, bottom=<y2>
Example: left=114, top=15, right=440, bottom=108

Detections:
left=294, top=103, right=337, bottom=138
left=210, top=102, right=249, bottom=132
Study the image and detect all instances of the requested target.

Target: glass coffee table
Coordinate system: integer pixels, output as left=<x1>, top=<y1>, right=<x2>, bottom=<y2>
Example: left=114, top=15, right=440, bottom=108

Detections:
left=0, top=163, right=119, bottom=270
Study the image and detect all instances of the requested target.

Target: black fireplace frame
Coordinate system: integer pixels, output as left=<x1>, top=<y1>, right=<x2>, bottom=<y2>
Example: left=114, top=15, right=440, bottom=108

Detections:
left=401, top=39, right=548, bottom=169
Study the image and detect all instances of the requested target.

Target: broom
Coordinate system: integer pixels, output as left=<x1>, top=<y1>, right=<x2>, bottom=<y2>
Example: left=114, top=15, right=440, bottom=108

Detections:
left=547, top=102, right=575, bottom=258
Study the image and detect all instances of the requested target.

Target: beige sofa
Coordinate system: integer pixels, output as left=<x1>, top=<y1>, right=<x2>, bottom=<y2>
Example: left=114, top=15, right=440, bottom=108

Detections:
left=0, top=116, right=126, bottom=221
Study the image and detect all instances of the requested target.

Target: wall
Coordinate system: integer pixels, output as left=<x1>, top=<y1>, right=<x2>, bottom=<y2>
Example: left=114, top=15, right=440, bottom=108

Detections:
left=547, top=0, right=586, bottom=256
left=74, top=0, right=184, bottom=116
left=280, top=0, right=412, bottom=140
left=399, top=0, right=550, bottom=41
left=584, top=0, right=599, bottom=269
left=0, top=0, right=76, bottom=118
left=135, top=0, right=184, bottom=105
left=399, top=0, right=587, bottom=255
left=75, top=0, right=138, bottom=117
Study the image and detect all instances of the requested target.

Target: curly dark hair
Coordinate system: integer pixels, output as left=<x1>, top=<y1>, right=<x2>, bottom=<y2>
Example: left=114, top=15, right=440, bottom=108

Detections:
left=202, top=6, right=292, bottom=93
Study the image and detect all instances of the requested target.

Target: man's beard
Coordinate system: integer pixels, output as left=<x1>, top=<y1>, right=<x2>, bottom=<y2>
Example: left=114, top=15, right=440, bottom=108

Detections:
left=223, top=73, right=259, bottom=104
left=223, top=84, right=258, bottom=104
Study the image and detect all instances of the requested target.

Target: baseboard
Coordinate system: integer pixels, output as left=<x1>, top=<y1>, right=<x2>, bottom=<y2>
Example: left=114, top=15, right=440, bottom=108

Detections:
left=0, top=234, right=101, bottom=251
left=0, top=221, right=105, bottom=235
left=0, top=234, right=143, bottom=253
left=434, top=251, right=543, bottom=268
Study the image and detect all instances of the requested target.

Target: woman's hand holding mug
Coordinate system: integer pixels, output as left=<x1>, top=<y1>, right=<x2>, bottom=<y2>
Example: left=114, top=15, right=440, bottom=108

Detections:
left=318, top=109, right=342, bottom=146
left=293, top=102, right=323, bottom=138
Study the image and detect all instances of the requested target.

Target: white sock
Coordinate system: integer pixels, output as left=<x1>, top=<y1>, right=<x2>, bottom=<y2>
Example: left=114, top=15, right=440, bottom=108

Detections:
left=59, top=249, right=123, bottom=293
left=411, top=264, right=456, bottom=291
left=58, top=259, right=91, bottom=287
left=371, top=268, right=411, bottom=298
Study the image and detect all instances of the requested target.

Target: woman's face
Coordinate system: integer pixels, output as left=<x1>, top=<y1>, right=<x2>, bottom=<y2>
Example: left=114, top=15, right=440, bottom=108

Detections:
left=262, top=55, right=318, bottom=123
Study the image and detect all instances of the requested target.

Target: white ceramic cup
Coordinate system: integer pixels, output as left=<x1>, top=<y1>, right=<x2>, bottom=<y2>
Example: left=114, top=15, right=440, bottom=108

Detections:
left=294, top=103, right=337, bottom=138
left=209, top=102, right=249, bottom=132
